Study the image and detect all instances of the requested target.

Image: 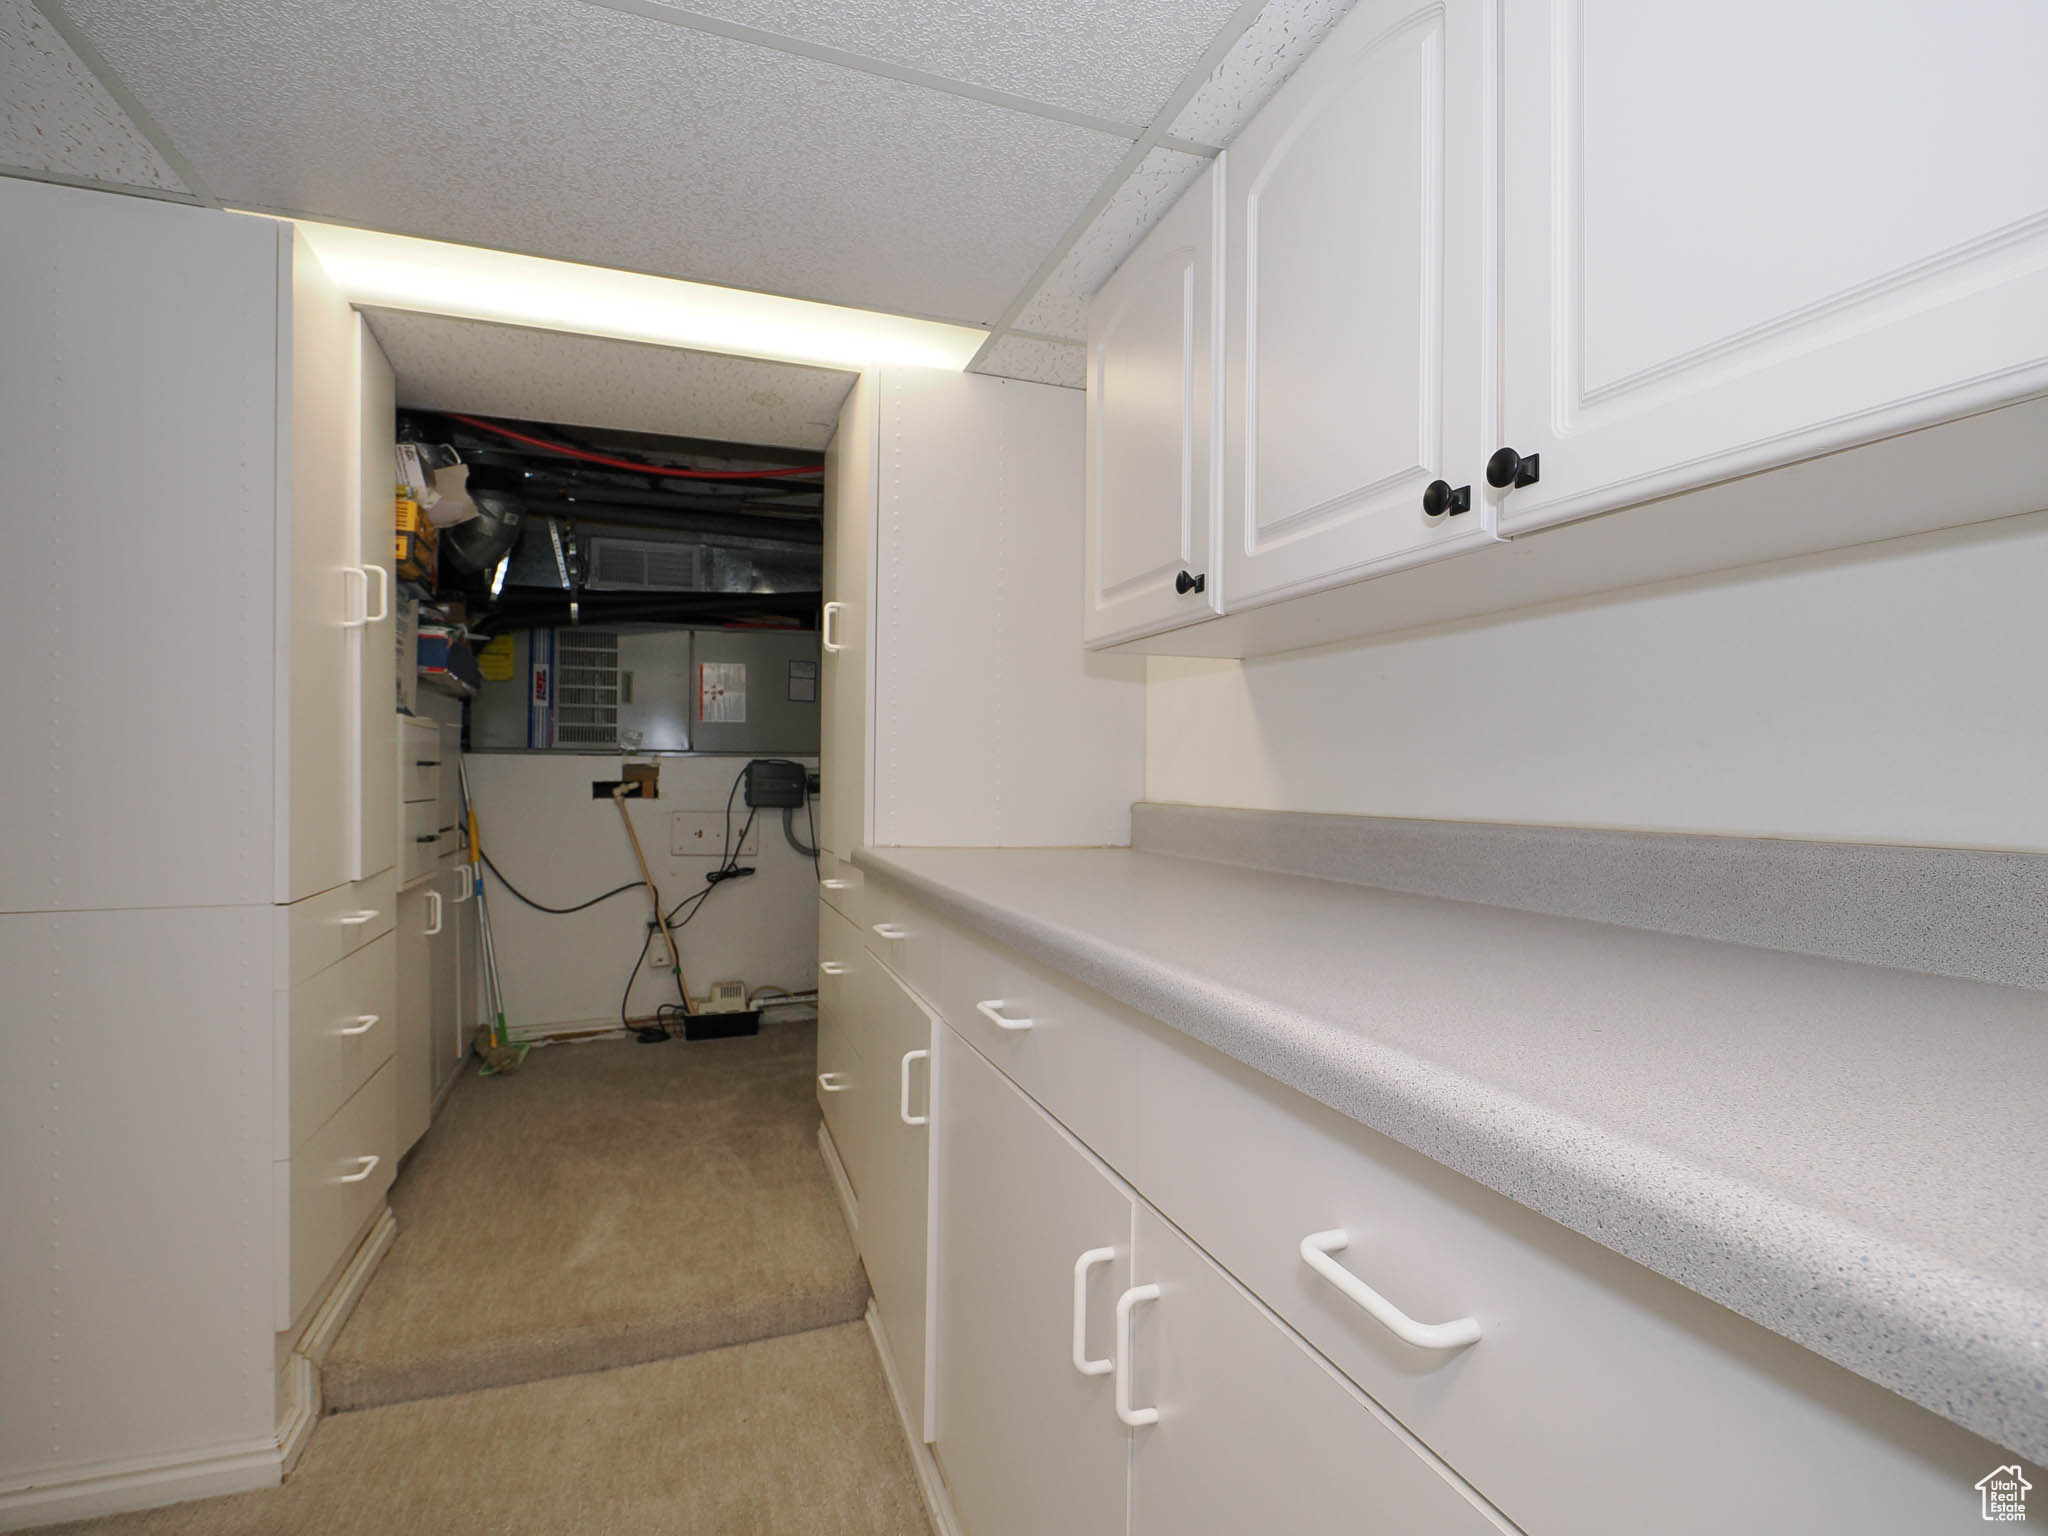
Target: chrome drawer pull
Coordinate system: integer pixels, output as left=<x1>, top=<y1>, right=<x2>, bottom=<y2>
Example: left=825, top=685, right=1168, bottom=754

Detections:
left=1299, top=1229, right=1480, bottom=1350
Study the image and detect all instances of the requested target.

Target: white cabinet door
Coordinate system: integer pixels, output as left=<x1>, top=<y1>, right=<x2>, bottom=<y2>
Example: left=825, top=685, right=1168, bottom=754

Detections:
left=857, top=963, right=935, bottom=1440
left=350, top=319, right=397, bottom=881
left=817, top=374, right=875, bottom=858
left=933, top=1028, right=1130, bottom=1536
left=1085, top=161, right=1221, bottom=645
left=1127, top=1206, right=1511, bottom=1536
left=1497, top=0, right=2048, bottom=535
left=429, top=857, right=463, bottom=1102
left=1221, top=0, right=1497, bottom=611
left=284, top=228, right=359, bottom=903
left=394, top=879, right=437, bottom=1155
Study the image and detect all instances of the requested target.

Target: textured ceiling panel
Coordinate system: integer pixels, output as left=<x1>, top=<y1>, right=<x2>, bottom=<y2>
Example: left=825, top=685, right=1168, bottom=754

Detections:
left=0, top=0, right=183, bottom=189
left=652, top=0, right=1248, bottom=126
left=972, top=334, right=1085, bottom=390
left=1170, top=0, right=1357, bottom=147
left=64, top=0, right=1130, bottom=325
left=361, top=308, right=856, bottom=450
left=1012, top=146, right=1207, bottom=341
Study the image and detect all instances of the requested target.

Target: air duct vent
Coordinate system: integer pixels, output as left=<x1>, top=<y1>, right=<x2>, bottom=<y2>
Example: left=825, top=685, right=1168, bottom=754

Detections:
left=553, top=630, right=620, bottom=747
left=586, top=536, right=706, bottom=593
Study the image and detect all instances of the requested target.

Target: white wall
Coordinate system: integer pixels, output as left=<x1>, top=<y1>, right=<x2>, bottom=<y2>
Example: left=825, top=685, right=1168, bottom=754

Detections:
left=1146, top=510, right=2048, bottom=851
left=463, top=754, right=820, bottom=1033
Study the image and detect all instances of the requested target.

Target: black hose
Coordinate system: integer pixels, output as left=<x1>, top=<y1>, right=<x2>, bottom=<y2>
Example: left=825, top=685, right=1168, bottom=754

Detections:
left=782, top=804, right=820, bottom=860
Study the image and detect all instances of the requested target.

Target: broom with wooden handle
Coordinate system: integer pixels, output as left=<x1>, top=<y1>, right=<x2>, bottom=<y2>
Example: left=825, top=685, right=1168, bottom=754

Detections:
left=612, top=782, right=694, bottom=1028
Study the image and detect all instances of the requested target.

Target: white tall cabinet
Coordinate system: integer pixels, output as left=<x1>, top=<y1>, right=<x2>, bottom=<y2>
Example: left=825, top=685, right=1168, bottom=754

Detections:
left=0, top=179, right=399, bottom=1528
left=813, top=367, right=1146, bottom=1499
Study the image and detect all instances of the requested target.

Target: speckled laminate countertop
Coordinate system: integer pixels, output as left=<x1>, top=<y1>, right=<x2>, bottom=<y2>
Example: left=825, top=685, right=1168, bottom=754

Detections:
left=854, top=844, right=2048, bottom=1460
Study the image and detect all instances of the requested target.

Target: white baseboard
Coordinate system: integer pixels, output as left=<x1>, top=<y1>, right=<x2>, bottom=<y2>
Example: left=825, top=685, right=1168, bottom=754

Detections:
left=0, top=1202, right=398, bottom=1532
left=0, top=1437, right=280, bottom=1533
left=277, top=1203, right=396, bottom=1476
left=866, top=1301, right=962, bottom=1536
left=817, top=1120, right=858, bottom=1243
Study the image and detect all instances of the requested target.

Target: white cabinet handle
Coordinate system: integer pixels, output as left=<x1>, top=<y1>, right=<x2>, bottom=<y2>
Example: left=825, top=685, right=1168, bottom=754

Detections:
left=819, top=960, right=850, bottom=977
left=821, top=600, right=847, bottom=653
left=1071, top=1247, right=1116, bottom=1377
left=821, top=877, right=853, bottom=890
left=338, top=1014, right=379, bottom=1037
left=818, top=1072, right=850, bottom=1092
left=871, top=922, right=908, bottom=941
left=975, top=999, right=1033, bottom=1032
left=1299, top=1230, right=1481, bottom=1351
left=363, top=562, right=390, bottom=623
left=452, top=866, right=474, bottom=902
left=337, top=1154, right=381, bottom=1184
left=424, top=889, right=443, bottom=935
left=1114, top=1283, right=1161, bottom=1427
left=899, top=1049, right=930, bottom=1126
left=341, top=565, right=369, bottom=628
left=339, top=909, right=379, bottom=927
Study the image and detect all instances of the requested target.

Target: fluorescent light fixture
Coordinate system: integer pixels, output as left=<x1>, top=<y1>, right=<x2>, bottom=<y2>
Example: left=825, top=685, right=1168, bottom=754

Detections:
left=268, top=217, right=986, bottom=373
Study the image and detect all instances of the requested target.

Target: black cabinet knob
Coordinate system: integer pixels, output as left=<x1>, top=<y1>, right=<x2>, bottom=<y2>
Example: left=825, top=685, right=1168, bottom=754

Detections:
left=1175, top=569, right=1207, bottom=596
left=1486, top=447, right=1541, bottom=489
left=1422, top=480, right=1471, bottom=518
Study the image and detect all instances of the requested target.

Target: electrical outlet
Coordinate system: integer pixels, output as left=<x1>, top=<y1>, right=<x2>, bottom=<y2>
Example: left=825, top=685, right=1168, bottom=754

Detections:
left=670, top=810, right=759, bottom=859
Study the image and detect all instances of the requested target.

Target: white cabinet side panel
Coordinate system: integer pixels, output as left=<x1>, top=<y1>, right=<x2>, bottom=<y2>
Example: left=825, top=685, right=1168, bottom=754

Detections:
left=353, top=320, right=398, bottom=880
left=0, top=180, right=278, bottom=912
left=819, top=371, right=877, bottom=858
left=0, top=907, right=276, bottom=1478
left=281, top=229, right=356, bottom=903
left=875, top=369, right=1143, bottom=848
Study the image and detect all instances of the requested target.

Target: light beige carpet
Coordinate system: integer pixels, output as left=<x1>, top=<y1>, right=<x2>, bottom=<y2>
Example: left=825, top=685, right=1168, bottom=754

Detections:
left=50, top=1322, right=932, bottom=1535
left=322, top=1019, right=868, bottom=1411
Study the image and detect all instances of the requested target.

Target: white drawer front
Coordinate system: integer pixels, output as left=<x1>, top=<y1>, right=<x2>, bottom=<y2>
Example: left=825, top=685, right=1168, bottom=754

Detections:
left=289, top=931, right=396, bottom=1155
left=818, top=853, right=865, bottom=930
left=860, top=876, right=938, bottom=1000
left=288, top=1059, right=395, bottom=1327
left=816, top=902, right=870, bottom=1175
left=284, top=867, right=396, bottom=986
left=931, top=917, right=1146, bottom=1176
left=401, top=800, right=444, bottom=884
left=1136, top=1031, right=1998, bottom=1536
left=400, top=717, right=442, bottom=804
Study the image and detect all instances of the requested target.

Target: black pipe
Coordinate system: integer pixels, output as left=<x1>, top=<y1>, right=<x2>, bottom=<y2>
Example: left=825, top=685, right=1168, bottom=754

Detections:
left=519, top=498, right=823, bottom=545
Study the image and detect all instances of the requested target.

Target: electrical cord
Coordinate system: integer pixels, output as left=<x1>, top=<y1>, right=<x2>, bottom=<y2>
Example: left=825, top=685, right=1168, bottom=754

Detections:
left=480, top=849, right=643, bottom=915
left=781, top=803, right=820, bottom=861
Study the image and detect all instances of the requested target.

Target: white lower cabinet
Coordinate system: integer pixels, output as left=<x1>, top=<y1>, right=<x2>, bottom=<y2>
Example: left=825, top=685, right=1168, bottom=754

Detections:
left=1127, top=1205, right=1510, bottom=1536
left=933, top=1029, right=1131, bottom=1536
left=853, top=882, right=2008, bottom=1536
left=855, top=962, right=935, bottom=1439
left=816, top=903, right=871, bottom=1197
left=287, top=1059, right=395, bottom=1325
left=394, top=879, right=439, bottom=1156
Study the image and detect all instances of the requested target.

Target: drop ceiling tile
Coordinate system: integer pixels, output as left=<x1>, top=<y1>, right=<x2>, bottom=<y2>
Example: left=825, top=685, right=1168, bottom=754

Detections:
left=0, top=0, right=184, bottom=190
left=64, top=0, right=1130, bottom=325
left=1170, top=0, right=1358, bottom=147
left=1012, top=145, right=1206, bottom=341
left=972, top=334, right=1085, bottom=390
left=645, top=0, right=1247, bottom=126
left=361, top=308, right=856, bottom=450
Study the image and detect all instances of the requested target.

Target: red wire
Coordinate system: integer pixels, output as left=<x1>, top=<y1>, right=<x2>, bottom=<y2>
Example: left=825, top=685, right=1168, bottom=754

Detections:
left=446, top=413, right=824, bottom=480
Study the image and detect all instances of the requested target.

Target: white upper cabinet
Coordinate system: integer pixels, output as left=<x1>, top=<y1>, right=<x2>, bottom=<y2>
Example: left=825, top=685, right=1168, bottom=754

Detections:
left=1495, top=0, right=2048, bottom=534
left=1221, top=0, right=1497, bottom=610
left=1084, top=161, right=1220, bottom=645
